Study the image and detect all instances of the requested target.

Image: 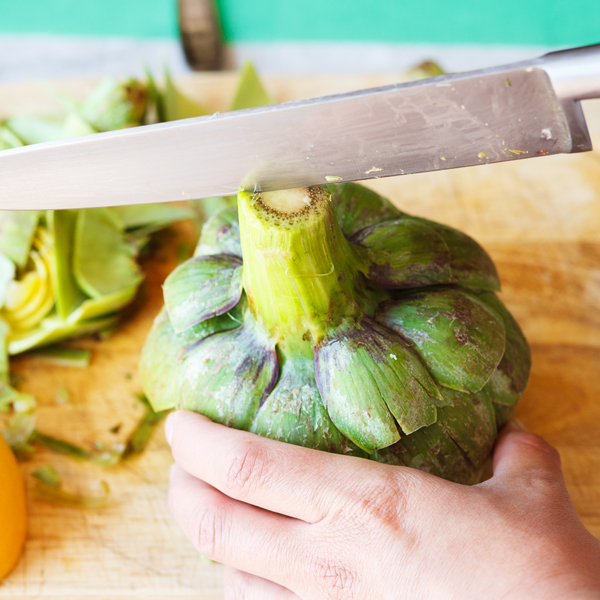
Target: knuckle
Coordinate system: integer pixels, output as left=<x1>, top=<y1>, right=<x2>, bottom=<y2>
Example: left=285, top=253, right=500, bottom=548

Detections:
left=346, top=470, right=413, bottom=527
left=189, top=502, right=226, bottom=558
left=309, top=555, right=356, bottom=600
left=518, top=432, right=559, bottom=458
left=224, top=441, right=271, bottom=498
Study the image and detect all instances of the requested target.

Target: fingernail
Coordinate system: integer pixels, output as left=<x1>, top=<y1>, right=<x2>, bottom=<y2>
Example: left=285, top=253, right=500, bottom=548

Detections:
left=505, top=419, right=528, bottom=433
left=164, top=412, right=175, bottom=446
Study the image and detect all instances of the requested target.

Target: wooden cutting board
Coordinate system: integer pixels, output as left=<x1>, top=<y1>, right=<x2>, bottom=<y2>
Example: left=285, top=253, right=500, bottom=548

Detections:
left=0, top=73, right=599, bottom=600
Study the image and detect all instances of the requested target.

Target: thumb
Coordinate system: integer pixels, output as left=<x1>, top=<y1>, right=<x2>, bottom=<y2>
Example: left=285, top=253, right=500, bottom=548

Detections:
left=492, top=420, right=564, bottom=483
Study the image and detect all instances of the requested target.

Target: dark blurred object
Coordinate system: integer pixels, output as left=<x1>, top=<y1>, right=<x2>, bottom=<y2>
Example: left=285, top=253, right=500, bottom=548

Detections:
left=178, top=0, right=223, bottom=70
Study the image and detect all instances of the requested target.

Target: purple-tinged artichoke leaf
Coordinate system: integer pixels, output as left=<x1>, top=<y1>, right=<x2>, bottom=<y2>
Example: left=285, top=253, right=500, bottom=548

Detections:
left=411, top=217, right=500, bottom=291
left=373, top=421, right=475, bottom=484
left=140, top=300, right=247, bottom=412
left=251, top=355, right=366, bottom=457
left=436, top=387, right=497, bottom=468
left=475, top=291, right=531, bottom=406
left=351, top=219, right=452, bottom=289
left=376, top=287, right=506, bottom=393
left=194, top=207, right=242, bottom=258
left=164, top=254, right=243, bottom=333
left=177, top=316, right=278, bottom=430
left=177, top=293, right=247, bottom=348
left=329, top=182, right=405, bottom=238
left=315, top=316, right=441, bottom=453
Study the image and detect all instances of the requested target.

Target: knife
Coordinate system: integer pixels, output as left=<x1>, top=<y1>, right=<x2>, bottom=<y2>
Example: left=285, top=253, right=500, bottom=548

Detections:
left=1, top=43, right=599, bottom=211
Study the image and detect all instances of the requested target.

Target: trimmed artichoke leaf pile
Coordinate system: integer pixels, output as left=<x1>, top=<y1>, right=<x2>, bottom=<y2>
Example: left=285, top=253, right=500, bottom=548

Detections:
left=0, top=61, right=274, bottom=477
left=141, top=183, right=531, bottom=484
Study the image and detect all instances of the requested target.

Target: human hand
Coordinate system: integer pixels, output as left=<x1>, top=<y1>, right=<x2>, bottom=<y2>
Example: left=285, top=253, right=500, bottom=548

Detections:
left=165, top=412, right=600, bottom=600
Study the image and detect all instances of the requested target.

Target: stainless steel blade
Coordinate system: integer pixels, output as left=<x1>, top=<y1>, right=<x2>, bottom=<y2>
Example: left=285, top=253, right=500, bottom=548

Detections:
left=1, top=45, right=599, bottom=210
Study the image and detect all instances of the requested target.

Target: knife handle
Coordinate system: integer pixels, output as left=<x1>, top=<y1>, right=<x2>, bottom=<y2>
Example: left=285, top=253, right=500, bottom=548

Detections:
left=539, top=43, right=600, bottom=101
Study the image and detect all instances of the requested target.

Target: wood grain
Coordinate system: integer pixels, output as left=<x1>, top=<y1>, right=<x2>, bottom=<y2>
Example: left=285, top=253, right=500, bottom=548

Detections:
left=0, top=74, right=599, bottom=599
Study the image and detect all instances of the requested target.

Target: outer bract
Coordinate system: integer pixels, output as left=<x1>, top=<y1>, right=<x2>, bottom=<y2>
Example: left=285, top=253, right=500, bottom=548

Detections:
left=141, top=183, right=531, bottom=483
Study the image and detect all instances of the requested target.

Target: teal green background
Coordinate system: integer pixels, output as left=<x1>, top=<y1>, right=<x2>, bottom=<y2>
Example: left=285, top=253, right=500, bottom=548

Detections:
left=0, top=0, right=598, bottom=46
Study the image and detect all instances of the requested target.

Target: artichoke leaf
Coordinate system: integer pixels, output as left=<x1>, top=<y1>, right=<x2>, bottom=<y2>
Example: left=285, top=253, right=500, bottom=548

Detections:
left=315, top=316, right=441, bottom=453
left=139, top=308, right=186, bottom=412
left=0, top=254, right=16, bottom=309
left=79, top=77, right=148, bottom=131
left=229, top=60, right=273, bottom=111
left=376, top=287, right=506, bottom=393
left=194, top=206, right=242, bottom=258
left=330, top=182, right=405, bottom=238
left=145, top=68, right=166, bottom=123
left=475, top=291, right=532, bottom=406
left=165, top=69, right=209, bottom=121
left=351, top=219, right=452, bottom=289
left=112, top=203, right=194, bottom=232
left=411, top=217, right=500, bottom=291
left=373, top=422, right=474, bottom=484
left=436, top=387, right=497, bottom=467
left=59, top=113, right=98, bottom=139
left=140, top=303, right=245, bottom=412
left=251, top=355, right=365, bottom=456
left=493, top=404, right=515, bottom=430
left=190, top=195, right=238, bottom=223
left=0, top=211, right=40, bottom=268
left=73, top=208, right=143, bottom=299
left=4, top=116, right=63, bottom=144
left=177, top=294, right=246, bottom=347
left=7, top=313, right=119, bottom=355
left=0, top=124, right=24, bottom=149
left=66, top=286, right=138, bottom=324
left=178, top=315, right=278, bottom=430
left=164, top=254, right=243, bottom=333
left=47, top=210, right=86, bottom=320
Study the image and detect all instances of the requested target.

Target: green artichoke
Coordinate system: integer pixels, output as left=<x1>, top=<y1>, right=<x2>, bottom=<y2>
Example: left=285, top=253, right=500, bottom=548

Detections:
left=140, top=183, right=530, bottom=483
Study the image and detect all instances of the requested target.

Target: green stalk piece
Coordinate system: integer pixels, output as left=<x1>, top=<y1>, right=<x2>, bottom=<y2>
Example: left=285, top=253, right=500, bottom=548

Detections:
left=28, top=346, right=92, bottom=368
left=141, top=182, right=531, bottom=484
left=33, top=479, right=110, bottom=509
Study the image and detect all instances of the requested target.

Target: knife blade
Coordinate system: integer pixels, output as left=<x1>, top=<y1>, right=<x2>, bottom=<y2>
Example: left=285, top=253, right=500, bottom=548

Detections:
left=0, top=44, right=599, bottom=210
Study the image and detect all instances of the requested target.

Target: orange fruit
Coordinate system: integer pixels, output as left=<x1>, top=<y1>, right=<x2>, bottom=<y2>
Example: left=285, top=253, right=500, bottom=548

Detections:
left=0, top=434, right=27, bottom=580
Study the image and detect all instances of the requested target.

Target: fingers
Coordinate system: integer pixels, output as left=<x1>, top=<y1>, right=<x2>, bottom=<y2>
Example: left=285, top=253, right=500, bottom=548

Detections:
left=165, top=410, right=393, bottom=522
left=224, top=568, right=301, bottom=600
left=168, top=464, right=305, bottom=588
left=492, top=420, right=564, bottom=484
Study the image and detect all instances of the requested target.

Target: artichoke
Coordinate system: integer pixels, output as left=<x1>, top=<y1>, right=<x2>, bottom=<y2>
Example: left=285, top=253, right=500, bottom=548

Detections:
left=140, top=182, right=531, bottom=483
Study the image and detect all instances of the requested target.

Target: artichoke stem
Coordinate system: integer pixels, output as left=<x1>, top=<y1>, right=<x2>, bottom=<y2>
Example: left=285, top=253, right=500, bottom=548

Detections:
left=238, top=186, right=367, bottom=348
